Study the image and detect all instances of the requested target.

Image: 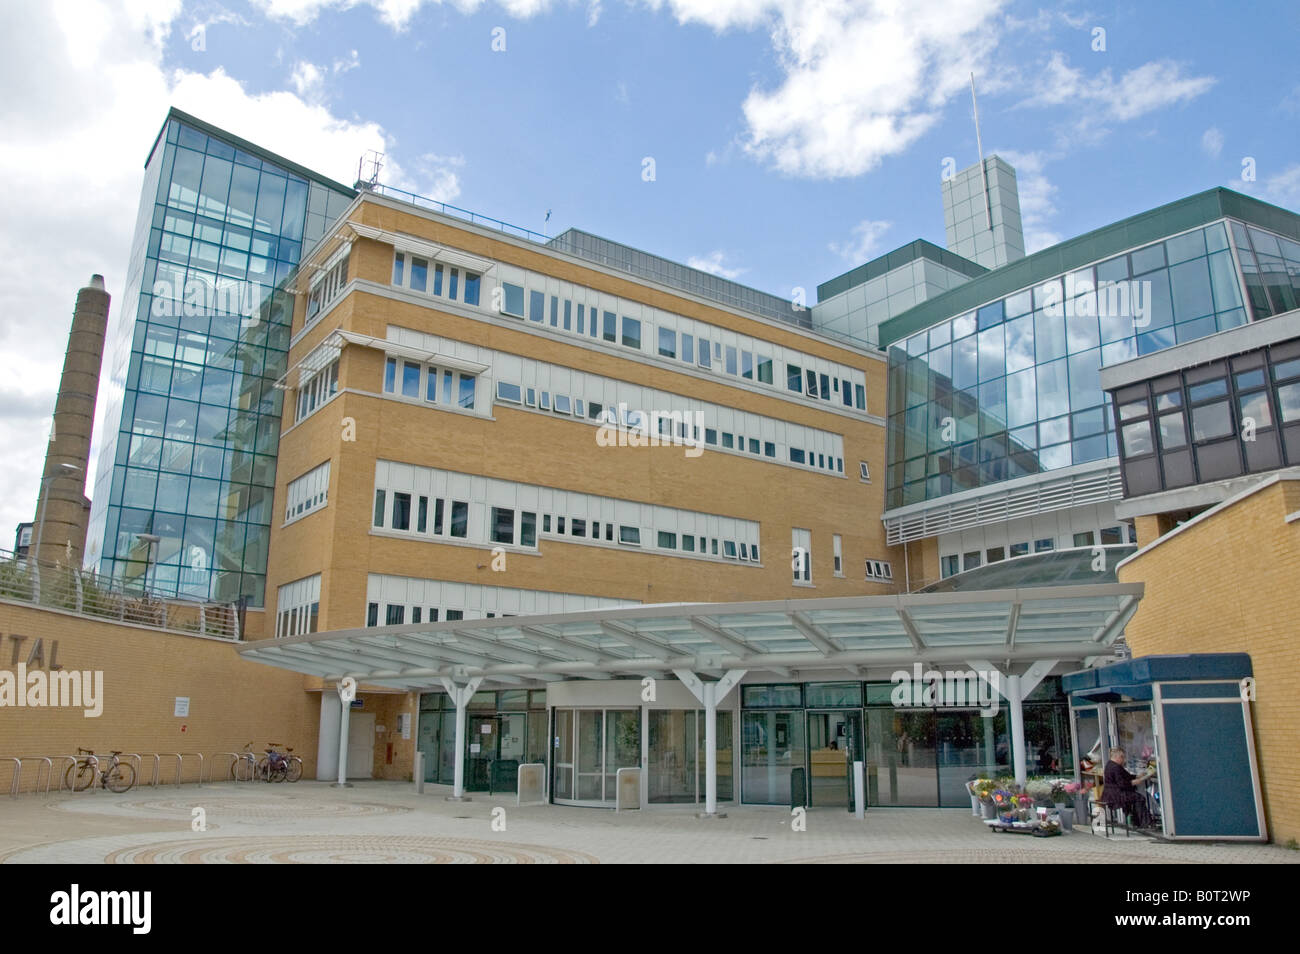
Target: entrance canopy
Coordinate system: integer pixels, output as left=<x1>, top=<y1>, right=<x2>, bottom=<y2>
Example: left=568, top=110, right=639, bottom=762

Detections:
left=238, top=585, right=1142, bottom=689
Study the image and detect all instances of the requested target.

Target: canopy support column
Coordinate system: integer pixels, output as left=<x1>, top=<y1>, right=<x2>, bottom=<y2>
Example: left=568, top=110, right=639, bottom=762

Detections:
left=440, top=676, right=483, bottom=801
left=970, top=658, right=1057, bottom=788
left=675, top=668, right=746, bottom=818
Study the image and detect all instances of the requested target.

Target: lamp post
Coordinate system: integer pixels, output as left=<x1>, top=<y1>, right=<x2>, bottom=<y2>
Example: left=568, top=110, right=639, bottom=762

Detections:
left=136, top=533, right=160, bottom=593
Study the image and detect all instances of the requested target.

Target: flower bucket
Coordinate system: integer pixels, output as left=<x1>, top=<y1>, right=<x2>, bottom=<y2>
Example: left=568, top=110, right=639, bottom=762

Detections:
left=980, top=799, right=996, bottom=819
left=1058, top=805, right=1075, bottom=832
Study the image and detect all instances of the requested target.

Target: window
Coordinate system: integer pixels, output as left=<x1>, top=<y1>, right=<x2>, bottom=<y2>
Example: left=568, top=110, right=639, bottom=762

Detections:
left=940, top=555, right=960, bottom=578
left=496, top=381, right=522, bottom=403
left=865, top=560, right=893, bottom=581
left=491, top=507, right=515, bottom=545
left=464, top=273, right=481, bottom=306
left=792, top=528, right=811, bottom=583
left=859, top=461, right=871, bottom=482
left=1034, top=538, right=1055, bottom=552
left=790, top=448, right=806, bottom=464
left=619, top=525, right=641, bottom=546
left=788, top=363, right=803, bottom=393
left=402, top=361, right=420, bottom=398
left=723, top=541, right=738, bottom=559
left=446, top=610, right=464, bottom=622
left=963, top=550, right=981, bottom=571
left=726, top=346, right=738, bottom=375
left=530, top=290, right=546, bottom=323
left=698, top=337, right=712, bottom=369
left=622, top=316, right=641, bottom=349
left=1073, top=531, right=1095, bottom=547
left=449, top=501, right=468, bottom=538
left=757, top=355, right=773, bottom=384
left=367, top=602, right=379, bottom=627
left=1009, top=542, right=1029, bottom=558
left=409, top=257, right=428, bottom=292
left=722, top=433, right=734, bottom=449
left=682, top=334, right=694, bottom=364
left=384, top=357, right=396, bottom=393
left=554, top=394, right=571, bottom=415
left=392, top=492, right=411, bottom=531
left=386, top=604, right=405, bottom=626
left=392, top=252, right=404, bottom=285
left=764, top=442, right=776, bottom=457
left=603, top=311, right=617, bottom=342
left=833, top=534, right=843, bottom=576
left=571, top=518, right=586, bottom=538
left=501, top=283, right=524, bottom=317
left=658, top=328, right=676, bottom=358
left=520, top=512, right=537, bottom=547
left=373, top=489, right=386, bottom=527
left=749, top=438, right=760, bottom=454
left=295, top=360, right=339, bottom=422
left=682, top=535, right=696, bottom=553
left=458, top=375, right=476, bottom=410
left=433, top=499, right=444, bottom=534
left=658, top=531, right=676, bottom=549
left=417, top=496, right=427, bottom=533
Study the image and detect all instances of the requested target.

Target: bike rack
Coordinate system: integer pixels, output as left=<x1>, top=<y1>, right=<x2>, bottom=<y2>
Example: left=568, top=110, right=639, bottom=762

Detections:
left=178, top=752, right=203, bottom=786
left=162, top=753, right=183, bottom=786
left=126, top=753, right=162, bottom=787
left=29, top=757, right=54, bottom=795
left=3, top=758, right=18, bottom=797
left=52, top=755, right=78, bottom=792
left=219, top=753, right=255, bottom=782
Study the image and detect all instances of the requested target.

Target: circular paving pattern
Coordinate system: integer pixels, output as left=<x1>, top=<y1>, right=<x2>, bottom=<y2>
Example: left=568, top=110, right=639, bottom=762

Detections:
left=776, top=849, right=1192, bottom=864
left=105, top=835, right=599, bottom=864
left=53, top=794, right=408, bottom=821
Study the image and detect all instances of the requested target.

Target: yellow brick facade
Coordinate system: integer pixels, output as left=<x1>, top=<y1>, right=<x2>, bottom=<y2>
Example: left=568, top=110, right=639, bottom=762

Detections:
left=267, top=196, right=900, bottom=643
left=1117, top=478, right=1300, bottom=844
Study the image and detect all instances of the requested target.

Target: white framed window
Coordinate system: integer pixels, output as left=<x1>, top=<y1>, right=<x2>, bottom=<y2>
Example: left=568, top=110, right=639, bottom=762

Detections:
left=285, top=461, right=331, bottom=524
left=793, top=528, right=811, bottom=584
left=276, top=574, right=321, bottom=638
left=296, top=359, right=339, bottom=422
left=305, top=249, right=349, bottom=327
left=382, top=356, right=477, bottom=412
left=859, top=461, right=871, bottom=482
left=865, top=559, right=893, bottom=581
left=392, top=251, right=482, bottom=307
left=833, top=534, right=843, bottom=576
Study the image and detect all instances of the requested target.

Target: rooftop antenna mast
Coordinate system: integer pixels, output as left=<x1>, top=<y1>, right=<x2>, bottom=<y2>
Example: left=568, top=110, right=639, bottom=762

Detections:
left=970, top=72, right=992, bottom=232
left=355, top=150, right=384, bottom=191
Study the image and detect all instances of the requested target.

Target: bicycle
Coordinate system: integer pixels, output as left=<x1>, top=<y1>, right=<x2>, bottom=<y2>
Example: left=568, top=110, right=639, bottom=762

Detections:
left=65, top=747, right=137, bottom=793
left=231, top=742, right=258, bottom=782
left=258, top=743, right=302, bottom=783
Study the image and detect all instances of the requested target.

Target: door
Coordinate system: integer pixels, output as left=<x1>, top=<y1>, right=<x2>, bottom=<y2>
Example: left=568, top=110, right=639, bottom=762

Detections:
left=347, top=711, right=375, bottom=778
left=466, top=715, right=499, bottom=791
left=807, top=710, right=861, bottom=809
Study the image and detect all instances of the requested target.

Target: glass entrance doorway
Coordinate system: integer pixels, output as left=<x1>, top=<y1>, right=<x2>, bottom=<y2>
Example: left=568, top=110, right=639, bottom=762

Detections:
left=551, top=708, right=640, bottom=806
left=647, top=709, right=734, bottom=804
left=807, top=710, right=862, bottom=809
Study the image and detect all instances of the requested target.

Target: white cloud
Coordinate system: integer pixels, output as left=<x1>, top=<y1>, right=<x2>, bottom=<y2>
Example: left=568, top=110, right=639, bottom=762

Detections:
left=1235, top=163, right=1300, bottom=211
left=254, top=0, right=560, bottom=30
left=1021, top=53, right=1215, bottom=122
left=687, top=250, right=747, bottom=280
left=1201, top=126, right=1224, bottom=159
left=649, top=0, right=1008, bottom=179
left=828, top=219, right=892, bottom=264
left=995, top=149, right=1061, bottom=252
left=290, top=60, right=325, bottom=98
left=0, top=1, right=444, bottom=542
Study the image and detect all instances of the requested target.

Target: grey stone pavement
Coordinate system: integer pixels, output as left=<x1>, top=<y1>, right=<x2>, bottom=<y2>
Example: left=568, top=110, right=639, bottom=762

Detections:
left=2, top=781, right=1296, bottom=864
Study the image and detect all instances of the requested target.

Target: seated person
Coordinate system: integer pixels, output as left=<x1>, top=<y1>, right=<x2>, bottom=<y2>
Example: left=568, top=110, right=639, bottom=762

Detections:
left=1100, top=746, right=1152, bottom=827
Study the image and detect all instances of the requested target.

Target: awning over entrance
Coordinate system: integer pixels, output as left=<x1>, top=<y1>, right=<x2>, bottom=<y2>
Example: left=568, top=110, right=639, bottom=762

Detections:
left=242, top=586, right=1142, bottom=801
left=239, top=585, right=1141, bottom=688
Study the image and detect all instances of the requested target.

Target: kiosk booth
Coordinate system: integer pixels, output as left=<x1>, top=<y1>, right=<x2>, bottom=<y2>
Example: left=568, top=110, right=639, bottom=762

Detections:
left=1062, top=653, right=1266, bottom=841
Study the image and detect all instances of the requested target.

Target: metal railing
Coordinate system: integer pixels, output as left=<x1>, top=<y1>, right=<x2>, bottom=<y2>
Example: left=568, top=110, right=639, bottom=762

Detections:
left=0, top=547, right=241, bottom=640
left=369, top=184, right=552, bottom=244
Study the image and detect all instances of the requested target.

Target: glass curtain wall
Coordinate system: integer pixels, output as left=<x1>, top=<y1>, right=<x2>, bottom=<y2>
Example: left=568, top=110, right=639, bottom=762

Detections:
left=886, top=221, right=1256, bottom=509
left=85, top=116, right=353, bottom=605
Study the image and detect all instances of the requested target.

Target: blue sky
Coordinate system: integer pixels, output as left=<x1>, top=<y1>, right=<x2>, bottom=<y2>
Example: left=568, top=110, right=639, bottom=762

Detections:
left=0, top=0, right=1297, bottom=537
left=160, top=0, right=1300, bottom=299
